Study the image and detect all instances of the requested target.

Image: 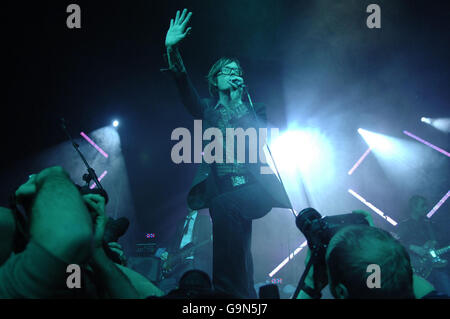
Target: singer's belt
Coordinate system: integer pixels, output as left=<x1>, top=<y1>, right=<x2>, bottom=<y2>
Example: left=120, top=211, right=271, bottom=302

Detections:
left=217, top=174, right=255, bottom=193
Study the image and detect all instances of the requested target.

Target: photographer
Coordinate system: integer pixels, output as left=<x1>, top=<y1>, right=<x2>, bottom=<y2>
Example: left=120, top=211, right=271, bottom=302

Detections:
left=0, top=167, right=93, bottom=297
left=0, top=166, right=139, bottom=298
left=297, top=211, right=415, bottom=299
left=295, top=210, right=445, bottom=299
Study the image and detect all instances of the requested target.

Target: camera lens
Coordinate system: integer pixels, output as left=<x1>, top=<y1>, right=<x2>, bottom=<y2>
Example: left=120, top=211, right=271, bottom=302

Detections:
left=295, top=208, right=321, bottom=235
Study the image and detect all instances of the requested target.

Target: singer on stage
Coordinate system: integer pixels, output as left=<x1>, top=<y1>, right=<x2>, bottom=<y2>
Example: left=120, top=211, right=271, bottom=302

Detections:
left=162, top=9, right=290, bottom=298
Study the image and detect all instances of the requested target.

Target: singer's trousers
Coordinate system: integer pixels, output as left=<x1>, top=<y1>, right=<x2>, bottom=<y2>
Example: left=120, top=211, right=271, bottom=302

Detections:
left=208, top=182, right=274, bottom=299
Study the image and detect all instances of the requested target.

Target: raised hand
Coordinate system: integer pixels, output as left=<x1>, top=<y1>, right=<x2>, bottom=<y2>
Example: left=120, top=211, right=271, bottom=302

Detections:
left=165, top=9, right=193, bottom=49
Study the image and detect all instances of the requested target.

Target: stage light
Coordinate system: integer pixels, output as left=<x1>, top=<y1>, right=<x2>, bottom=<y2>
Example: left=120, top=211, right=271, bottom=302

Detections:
left=358, top=128, right=394, bottom=154
left=421, top=117, right=431, bottom=124
left=270, top=130, right=307, bottom=172
left=427, top=190, right=450, bottom=218
left=80, top=132, right=109, bottom=158
left=431, top=118, right=450, bottom=133
left=420, top=117, right=450, bottom=133
left=268, top=127, right=335, bottom=210
left=403, top=131, right=450, bottom=157
left=269, top=128, right=334, bottom=178
left=348, top=147, right=372, bottom=175
left=268, top=257, right=289, bottom=278
left=268, top=240, right=308, bottom=277
left=348, top=189, right=397, bottom=226
left=89, top=170, right=108, bottom=189
left=112, top=120, right=119, bottom=127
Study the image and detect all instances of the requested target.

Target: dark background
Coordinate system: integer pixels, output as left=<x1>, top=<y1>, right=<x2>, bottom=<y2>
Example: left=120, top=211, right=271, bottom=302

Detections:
left=2, top=1, right=449, bottom=295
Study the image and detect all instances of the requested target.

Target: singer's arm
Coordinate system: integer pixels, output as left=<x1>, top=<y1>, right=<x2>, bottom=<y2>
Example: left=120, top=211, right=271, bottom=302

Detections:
left=163, top=46, right=205, bottom=118
left=162, top=9, right=205, bottom=118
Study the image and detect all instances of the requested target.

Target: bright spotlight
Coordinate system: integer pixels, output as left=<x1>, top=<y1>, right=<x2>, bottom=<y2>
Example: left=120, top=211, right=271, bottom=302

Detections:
left=420, top=117, right=450, bottom=133
left=358, top=129, right=394, bottom=154
left=267, top=127, right=335, bottom=211
left=403, top=131, right=450, bottom=157
left=427, top=190, right=450, bottom=218
left=271, top=129, right=328, bottom=173
left=112, top=120, right=119, bottom=127
left=421, top=117, right=431, bottom=124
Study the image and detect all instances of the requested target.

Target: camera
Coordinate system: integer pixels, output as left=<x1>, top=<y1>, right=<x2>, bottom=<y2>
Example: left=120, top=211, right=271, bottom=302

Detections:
left=8, top=181, right=110, bottom=254
left=292, top=208, right=371, bottom=298
left=75, top=183, right=109, bottom=204
left=296, top=208, right=370, bottom=263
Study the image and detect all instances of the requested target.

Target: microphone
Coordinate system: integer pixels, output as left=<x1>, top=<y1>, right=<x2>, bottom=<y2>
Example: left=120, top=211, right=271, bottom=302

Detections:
left=230, top=78, right=246, bottom=88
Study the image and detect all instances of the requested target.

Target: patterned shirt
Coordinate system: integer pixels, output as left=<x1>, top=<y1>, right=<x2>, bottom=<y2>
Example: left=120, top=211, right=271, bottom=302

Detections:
left=213, top=101, right=250, bottom=177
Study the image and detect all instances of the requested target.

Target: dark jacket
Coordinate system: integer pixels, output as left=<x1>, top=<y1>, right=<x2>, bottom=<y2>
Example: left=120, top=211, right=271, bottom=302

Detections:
left=167, top=59, right=291, bottom=211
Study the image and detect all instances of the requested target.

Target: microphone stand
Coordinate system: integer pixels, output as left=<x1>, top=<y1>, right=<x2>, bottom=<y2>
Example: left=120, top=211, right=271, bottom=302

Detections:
left=241, top=84, right=311, bottom=218
left=60, top=118, right=105, bottom=191
left=292, top=254, right=315, bottom=299
left=60, top=119, right=126, bottom=263
left=243, top=84, right=316, bottom=296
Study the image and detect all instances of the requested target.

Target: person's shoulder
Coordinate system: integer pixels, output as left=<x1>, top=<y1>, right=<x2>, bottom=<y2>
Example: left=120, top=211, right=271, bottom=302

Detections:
left=0, top=207, right=15, bottom=230
left=0, top=206, right=13, bottom=214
